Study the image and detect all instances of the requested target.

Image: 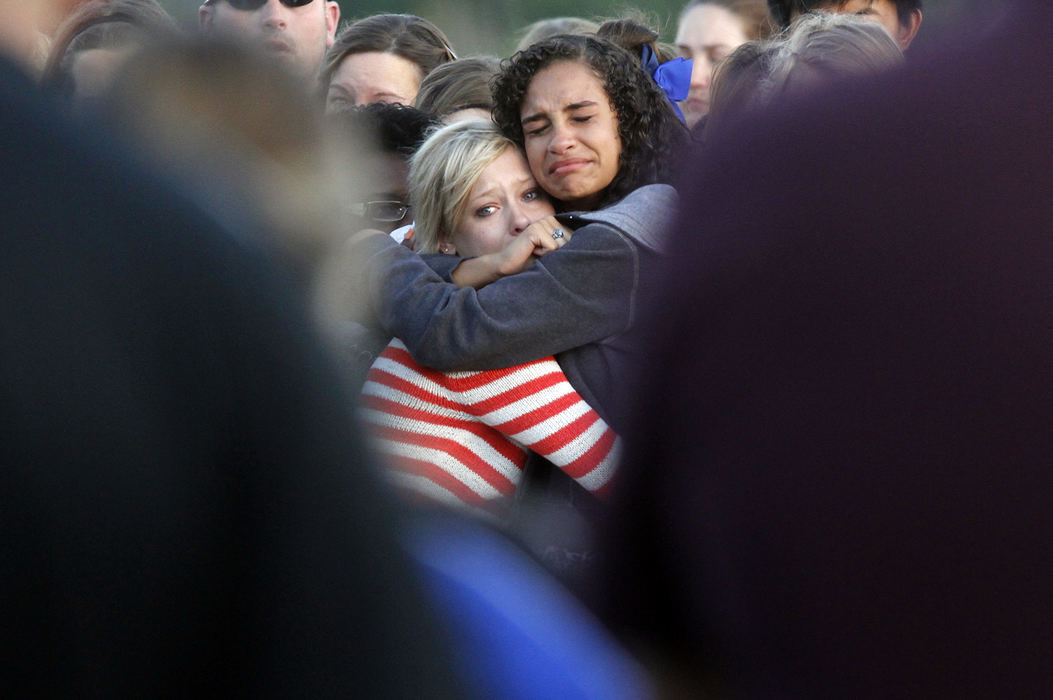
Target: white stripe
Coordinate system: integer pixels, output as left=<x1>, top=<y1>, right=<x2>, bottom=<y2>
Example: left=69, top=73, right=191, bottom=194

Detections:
left=506, top=399, right=594, bottom=447
left=476, top=381, right=578, bottom=425
left=542, top=416, right=612, bottom=465
left=573, top=438, right=623, bottom=492
left=366, top=360, right=577, bottom=427
left=362, top=378, right=480, bottom=423
left=374, top=437, right=519, bottom=499
left=370, top=351, right=563, bottom=412
left=366, top=356, right=465, bottom=402
left=387, top=473, right=503, bottom=525
left=360, top=407, right=525, bottom=483
left=387, top=471, right=474, bottom=508
left=453, top=359, right=565, bottom=404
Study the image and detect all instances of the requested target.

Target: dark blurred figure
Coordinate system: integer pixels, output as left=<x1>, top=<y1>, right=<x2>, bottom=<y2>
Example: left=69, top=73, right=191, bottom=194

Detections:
left=0, top=13, right=464, bottom=698
left=598, top=0, right=1053, bottom=696
left=103, top=36, right=357, bottom=283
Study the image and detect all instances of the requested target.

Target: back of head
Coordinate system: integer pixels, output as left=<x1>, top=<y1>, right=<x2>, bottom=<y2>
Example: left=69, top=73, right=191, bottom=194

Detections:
left=408, top=119, right=514, bottom=253
left=323, top=13, right=455, bottom=89
left=331, top=101, right=440, bottom=158
left=515, top=16, right=599, bottom=53
left=597, top=15, right=677, bottom=64
left=704, top=39, right=777, bottom=138
left=493, top=33, right=689, bottom=208
left=42, top=0, right=176, bottom=99
left=765, top=11, right=903, bottom=101
left=413, top=55, right=501, bottom=120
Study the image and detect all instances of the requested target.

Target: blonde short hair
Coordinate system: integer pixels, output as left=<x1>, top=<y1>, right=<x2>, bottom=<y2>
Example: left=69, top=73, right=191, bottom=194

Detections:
left=408, top=119, right=517, bottom=254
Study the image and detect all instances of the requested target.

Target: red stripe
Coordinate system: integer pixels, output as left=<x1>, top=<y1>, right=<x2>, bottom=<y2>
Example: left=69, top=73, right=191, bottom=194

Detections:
left=492, top=392, right=583, bottom=436
left=368, top=356, right=567, bottom=422
left=464, top=371, right=568, bottom=415
left=561, top=429, right=618, bottom=481
left=442, top=359, right=556, bottom=392
left=361, top=392, right=525, bottom=464
left=371, top=422, right=524, bottom=493
left=591, top=479, right=614, bottom=501
left=389, top=455, right=491, bottom=504
left=365, top=366, right=468, bottom=414
left=386, top=456, right=517, bottom=521
left=530, top=410, right=602, bottom=455
left=378, top=345, right=564, bottom=403
left=373, top=348, right=576, bottom=422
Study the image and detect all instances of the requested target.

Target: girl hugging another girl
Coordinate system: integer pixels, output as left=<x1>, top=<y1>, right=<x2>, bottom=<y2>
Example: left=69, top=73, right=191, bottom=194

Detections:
left=359, top=120, right=622, bottom=520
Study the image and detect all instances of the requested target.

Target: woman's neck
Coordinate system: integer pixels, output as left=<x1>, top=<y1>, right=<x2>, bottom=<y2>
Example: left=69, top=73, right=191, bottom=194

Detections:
left=558, top=191, right=603, bottom=213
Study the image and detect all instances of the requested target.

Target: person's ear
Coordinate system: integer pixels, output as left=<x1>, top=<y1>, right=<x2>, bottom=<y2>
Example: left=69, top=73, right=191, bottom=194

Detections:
left=896, top=9, right=922, bottom=51
left=437, top=232, right=456, bottom=255
left=324, top=1, right=340, bottom=47
left=199, top=3, right=214, bottom=33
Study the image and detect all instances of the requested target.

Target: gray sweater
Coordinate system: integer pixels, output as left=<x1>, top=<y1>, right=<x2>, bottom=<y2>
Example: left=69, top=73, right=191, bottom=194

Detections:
left=354, top=184, right=677, bottom=432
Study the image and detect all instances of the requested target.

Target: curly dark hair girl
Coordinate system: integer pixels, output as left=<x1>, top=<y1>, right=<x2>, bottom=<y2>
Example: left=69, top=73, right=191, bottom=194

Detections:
left=492, top=34, right=689, bottom=209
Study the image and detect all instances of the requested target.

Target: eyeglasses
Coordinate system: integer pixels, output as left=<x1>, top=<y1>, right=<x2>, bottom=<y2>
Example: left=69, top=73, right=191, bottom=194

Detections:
left=211, top=0, right=315, bottom=10
left=350, top=201, right=412, bottom=223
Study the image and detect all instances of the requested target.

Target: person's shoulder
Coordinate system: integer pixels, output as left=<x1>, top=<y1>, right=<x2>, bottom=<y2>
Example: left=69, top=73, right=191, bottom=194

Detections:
left=561, top=185, right=679, bottom=253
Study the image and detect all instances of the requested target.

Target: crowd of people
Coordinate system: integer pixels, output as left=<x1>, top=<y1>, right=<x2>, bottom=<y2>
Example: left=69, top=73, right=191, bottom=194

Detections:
left=5, top=0, right=1052, bottom=696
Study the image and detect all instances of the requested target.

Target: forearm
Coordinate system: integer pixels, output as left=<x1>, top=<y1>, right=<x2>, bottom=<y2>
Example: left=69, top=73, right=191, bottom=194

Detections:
left=450, top=254, right=503, bottom=289
left=359, top=226, right=637, bottom=371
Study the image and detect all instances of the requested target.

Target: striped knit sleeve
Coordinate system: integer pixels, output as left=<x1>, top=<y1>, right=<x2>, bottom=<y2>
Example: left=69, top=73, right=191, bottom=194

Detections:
left=421, top=346, right=623, bottom=499
left=359, top=340, right=527, bottom=518
left=361, top=340, right=622, bottom=509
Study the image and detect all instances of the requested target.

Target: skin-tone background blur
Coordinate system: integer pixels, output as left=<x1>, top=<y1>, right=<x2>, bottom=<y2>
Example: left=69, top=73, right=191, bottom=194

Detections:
left=159, top=0, right=994, bottom=58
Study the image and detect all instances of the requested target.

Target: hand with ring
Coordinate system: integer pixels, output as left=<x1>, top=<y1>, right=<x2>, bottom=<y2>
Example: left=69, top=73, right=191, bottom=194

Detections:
left=450, top=216, right=575, bottom=289
left=490, top=216, right=574, bottom=277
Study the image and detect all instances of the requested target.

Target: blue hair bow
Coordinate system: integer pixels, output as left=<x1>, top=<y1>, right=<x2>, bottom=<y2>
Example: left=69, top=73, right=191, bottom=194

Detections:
left=641, top=44, right=692, bottom=124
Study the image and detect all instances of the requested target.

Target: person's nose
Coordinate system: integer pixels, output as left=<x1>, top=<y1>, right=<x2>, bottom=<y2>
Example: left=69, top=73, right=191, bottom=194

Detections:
left=690, top=55, right=713, bottom=90
left=509, top=202, right=532, bottom=235
left=260, top=0, right=289, bottom=29
left=547, top=120, right=576, bottom=154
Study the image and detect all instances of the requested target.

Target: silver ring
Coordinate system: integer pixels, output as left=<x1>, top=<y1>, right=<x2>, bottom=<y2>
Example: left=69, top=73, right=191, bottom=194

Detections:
left=551, top=228, right=565, bottom=240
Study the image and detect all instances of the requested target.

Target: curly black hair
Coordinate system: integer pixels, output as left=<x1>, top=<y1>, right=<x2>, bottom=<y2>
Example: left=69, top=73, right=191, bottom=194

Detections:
left=329, top=102, right=441, bottom=157
left=492, top=34, right=689, bottom=209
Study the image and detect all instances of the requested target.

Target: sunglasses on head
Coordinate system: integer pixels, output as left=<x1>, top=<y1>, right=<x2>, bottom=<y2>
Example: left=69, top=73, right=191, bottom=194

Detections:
left=214, top=0, right=315, bottom=10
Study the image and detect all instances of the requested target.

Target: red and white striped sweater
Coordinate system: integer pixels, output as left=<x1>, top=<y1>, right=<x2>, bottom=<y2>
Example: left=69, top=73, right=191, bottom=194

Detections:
left=359, top=339, right=621, bottom=517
